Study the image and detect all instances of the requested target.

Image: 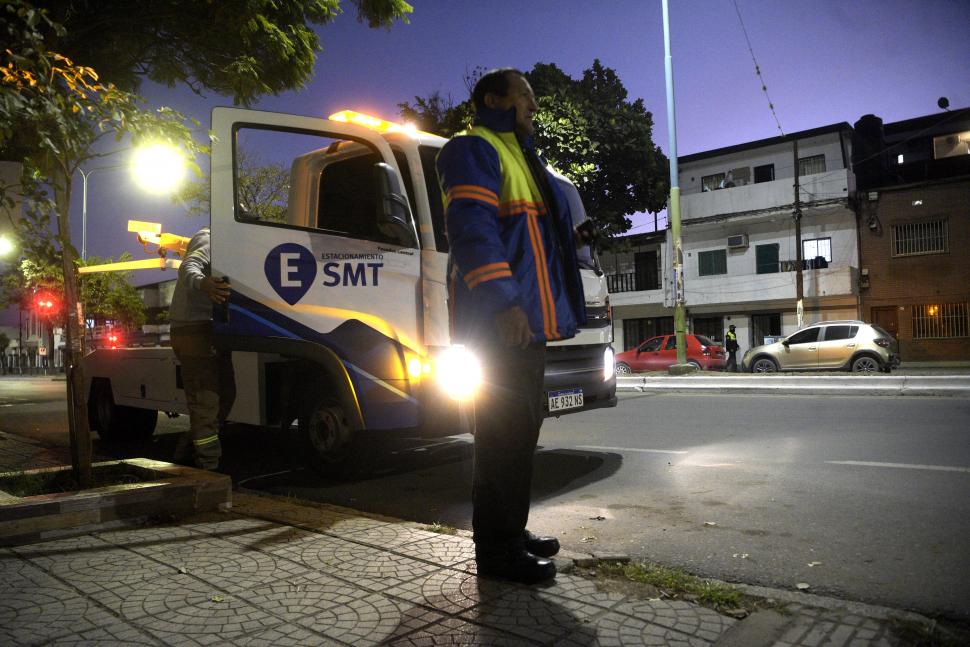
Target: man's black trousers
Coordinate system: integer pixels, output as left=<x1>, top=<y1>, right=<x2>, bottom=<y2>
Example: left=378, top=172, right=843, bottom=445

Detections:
left=472, top=342, right=546, bottom=549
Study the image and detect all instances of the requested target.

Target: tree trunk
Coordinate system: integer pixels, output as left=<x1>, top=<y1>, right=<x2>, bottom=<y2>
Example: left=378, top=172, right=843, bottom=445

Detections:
left=53, top=174, right=92, bottom=488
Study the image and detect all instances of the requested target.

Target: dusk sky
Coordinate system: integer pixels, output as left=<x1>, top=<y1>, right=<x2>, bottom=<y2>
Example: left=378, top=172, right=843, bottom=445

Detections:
left=3, top=0, right=968, bottom=326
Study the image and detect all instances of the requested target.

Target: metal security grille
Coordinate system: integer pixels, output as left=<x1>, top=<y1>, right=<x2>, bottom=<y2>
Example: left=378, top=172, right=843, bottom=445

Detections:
left=912, top=302, right=969, bottom=339
left=891, top=219, right=948, bottom=257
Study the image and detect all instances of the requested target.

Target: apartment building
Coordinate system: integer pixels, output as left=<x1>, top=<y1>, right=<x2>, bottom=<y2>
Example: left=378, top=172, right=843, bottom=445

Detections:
left=853, top=107, right=970, bottom=361
left=605, top=123, right=860, bottom=357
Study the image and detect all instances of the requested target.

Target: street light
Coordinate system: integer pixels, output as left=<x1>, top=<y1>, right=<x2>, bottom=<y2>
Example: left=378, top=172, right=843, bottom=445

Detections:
left=130, top=142, right=187, bottom=195
left=0, top=234, right=13, bottom=257
left=79, top=141, right=187, bottom=259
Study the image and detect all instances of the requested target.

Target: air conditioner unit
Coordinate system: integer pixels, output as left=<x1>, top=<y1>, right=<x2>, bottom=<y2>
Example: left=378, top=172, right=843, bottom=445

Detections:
left=727, top=234, right=749, bottom=249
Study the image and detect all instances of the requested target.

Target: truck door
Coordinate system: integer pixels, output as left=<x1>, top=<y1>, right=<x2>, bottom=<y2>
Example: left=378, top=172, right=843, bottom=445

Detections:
left=209, top=108, right=422, bottom=429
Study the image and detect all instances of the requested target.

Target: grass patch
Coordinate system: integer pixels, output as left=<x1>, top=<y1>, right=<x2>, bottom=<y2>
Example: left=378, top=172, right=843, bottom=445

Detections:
left=0, top=463, right=151, bottom=497
left=595, top=561, right=747, bottom=612
left=424, top=521, right=458, bottom=535
left=890, top=616, right=970, bottom=647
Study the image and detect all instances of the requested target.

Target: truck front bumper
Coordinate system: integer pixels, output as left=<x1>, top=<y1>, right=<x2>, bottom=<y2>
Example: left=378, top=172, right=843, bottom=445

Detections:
left=542, top=344, right=617, bottom=417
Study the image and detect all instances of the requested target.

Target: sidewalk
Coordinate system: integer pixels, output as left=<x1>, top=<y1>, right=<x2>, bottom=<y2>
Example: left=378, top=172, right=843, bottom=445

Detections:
left=0, top=432, right=937, bottom=646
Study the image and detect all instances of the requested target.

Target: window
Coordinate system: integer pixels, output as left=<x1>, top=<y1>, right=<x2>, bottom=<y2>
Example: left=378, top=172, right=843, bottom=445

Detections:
left=698, top=249, right=727, bottom=276
left=752, top=313, right=781, bottom=345
left=701, top=173, right=725, bottom=192
left=803, top=237, right=832, bottom=262
left=798, top=154, right=826, bottom=176
left=640, top=337, right=664, bottom=352
left=912, top=302, right=969, bottom=339
left=753, top=164, right=775, bottom=183
left=756, top=243, right=779, bottom=274
left=823, top=325, right=858, bottom=341
left=663, top=336, right=678, bottom=350
left=634, top=251, right=660, bottom=290
left=233, top=126, right=414, bottom=247
left=787, top=327, right=820, bottom=345
left=623, top=317, right=673, bottom=351
left=932, top=131, right=970, bottom=160
left=692, top=316, right=724, bottom=342
left=892, top=219, right=948, bottom=257
left=419, top=146, right=448, bottom=252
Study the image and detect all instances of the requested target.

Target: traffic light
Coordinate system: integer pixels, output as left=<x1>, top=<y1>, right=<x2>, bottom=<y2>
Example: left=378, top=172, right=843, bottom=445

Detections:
left=34, top=292, right=58, bottom=317
left=107, top=331, right=120, bottom=349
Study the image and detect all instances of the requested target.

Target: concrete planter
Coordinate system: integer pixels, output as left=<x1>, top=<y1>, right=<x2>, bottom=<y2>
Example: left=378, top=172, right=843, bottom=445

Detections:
left=0, top=458, right=231, bottom=546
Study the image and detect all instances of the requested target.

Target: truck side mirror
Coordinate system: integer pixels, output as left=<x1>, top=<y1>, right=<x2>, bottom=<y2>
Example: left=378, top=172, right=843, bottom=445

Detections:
left=374, top=163, right=419, bottom=248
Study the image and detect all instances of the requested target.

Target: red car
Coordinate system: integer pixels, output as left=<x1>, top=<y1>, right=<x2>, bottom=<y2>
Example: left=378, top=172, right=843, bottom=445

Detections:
left=615, top=334, right=726, bottom=374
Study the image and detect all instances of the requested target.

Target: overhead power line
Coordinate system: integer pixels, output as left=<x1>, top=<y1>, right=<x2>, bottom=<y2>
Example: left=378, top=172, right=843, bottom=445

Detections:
left=733, top=0, right=784, bottom=137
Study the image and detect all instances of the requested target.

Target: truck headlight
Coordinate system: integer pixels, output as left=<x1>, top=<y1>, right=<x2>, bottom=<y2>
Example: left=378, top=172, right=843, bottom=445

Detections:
left=603, top=346, right=615, bottom=380
left=436, top=345, right=482, bottom=400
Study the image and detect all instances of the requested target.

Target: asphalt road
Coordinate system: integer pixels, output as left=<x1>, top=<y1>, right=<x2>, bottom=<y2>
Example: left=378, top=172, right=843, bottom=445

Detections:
left=2, top=376, right=969, bottom=619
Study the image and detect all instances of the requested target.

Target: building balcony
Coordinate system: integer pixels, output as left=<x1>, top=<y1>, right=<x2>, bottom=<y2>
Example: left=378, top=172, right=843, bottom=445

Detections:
left=681, top=169, right=852, bottom=221
left=606, top=272, right=666, bottom=307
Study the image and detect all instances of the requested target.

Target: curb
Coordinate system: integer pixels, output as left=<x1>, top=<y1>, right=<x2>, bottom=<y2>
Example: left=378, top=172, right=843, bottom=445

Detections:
left=617, top=374, right=970, bottom=397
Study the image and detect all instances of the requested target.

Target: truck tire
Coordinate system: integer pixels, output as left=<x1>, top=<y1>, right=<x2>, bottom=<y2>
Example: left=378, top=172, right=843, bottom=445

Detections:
left=299, top=398, right=362, bottom=478
left=88, top=378, right=158, bottom=443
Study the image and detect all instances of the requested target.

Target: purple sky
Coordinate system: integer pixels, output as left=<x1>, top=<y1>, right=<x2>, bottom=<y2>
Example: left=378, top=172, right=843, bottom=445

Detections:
left=3, top=0, right=968, bottom=326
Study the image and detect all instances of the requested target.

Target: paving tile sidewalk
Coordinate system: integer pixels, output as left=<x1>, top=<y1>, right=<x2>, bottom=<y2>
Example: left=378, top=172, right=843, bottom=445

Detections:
left=0, top=432, right=918, bottom=645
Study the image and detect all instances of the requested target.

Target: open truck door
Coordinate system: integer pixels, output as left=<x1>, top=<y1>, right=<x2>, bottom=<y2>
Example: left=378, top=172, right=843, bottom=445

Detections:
left=209, top=108, right=424, bottom=442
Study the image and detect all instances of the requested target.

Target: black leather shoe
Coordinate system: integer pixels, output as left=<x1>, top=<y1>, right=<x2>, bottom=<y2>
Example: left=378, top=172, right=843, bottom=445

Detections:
left=476, top=545, right=556, bottom=584
left=523, top=530, right=560, bottom=558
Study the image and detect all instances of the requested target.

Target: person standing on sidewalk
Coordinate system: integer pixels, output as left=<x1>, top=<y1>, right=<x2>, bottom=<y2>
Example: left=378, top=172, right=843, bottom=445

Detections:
left=436, top=68, right=590, bottom=584
left=725, top=324, right=740, bottom=372
left=169, top=227, right=235, bottom=470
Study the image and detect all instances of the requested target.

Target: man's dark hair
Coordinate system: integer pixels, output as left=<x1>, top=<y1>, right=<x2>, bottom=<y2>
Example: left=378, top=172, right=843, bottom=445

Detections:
left=472, top=68, right=525, bottom=111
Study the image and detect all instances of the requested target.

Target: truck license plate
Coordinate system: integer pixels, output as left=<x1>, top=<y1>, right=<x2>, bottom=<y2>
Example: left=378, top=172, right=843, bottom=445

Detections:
left=548, top=388, right=583, bottom=412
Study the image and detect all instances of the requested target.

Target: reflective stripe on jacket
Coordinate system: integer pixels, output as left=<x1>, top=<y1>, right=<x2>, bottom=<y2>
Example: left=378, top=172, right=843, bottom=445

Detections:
left=436, top=110, right=585, bottom=345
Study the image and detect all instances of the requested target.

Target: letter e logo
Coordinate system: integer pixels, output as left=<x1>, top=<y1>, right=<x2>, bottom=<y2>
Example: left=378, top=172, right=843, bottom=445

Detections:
left=264, top=243, right=316, bottom=305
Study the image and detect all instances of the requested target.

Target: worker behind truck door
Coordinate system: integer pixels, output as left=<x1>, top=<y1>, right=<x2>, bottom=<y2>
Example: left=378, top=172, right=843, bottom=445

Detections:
left=169, top=227, right=236, bottom=470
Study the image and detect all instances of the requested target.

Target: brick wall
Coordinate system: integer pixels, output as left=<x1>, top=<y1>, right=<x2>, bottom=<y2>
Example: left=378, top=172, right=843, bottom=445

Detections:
left=859, top=178, right=970, bottom=361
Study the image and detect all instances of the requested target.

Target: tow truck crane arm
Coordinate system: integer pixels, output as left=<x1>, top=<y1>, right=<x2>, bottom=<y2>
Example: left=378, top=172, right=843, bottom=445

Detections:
left=78, top=220, right=190, bottom=274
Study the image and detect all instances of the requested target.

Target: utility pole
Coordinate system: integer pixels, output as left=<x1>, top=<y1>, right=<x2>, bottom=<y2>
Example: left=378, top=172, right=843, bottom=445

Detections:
left=793, top=139, right=804, bottom=328
left=662, top=0, right=689, bottom=369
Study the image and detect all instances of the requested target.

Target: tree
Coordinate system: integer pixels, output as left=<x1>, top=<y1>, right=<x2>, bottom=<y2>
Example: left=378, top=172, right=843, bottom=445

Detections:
left=34, top=0, right=413, bottom=106
left=1, top=2, right=206, bottom=485
left=399, top=61, right=670, bottom=239
left=175, top=148, right=289, bottom=223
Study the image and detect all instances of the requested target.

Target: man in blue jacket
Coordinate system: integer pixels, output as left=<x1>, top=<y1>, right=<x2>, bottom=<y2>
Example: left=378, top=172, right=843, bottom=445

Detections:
left=437, top=68, right=589, bottom=584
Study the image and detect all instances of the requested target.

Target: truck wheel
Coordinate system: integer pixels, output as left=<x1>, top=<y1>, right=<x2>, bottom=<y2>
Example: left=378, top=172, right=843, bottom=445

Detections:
left=299, top=399, right=360, bottom=478
left=88, top=379, right=157, bottom=443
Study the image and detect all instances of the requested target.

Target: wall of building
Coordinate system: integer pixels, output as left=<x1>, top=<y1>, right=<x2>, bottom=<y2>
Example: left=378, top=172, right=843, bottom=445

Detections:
left=859, top=178, right=970, bottom=361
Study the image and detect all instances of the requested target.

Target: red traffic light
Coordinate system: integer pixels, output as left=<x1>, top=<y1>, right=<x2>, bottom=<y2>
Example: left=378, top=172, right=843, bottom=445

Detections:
left=107, top=332, right=120, bottom=348
left=34, top=293, right=58, bottom=313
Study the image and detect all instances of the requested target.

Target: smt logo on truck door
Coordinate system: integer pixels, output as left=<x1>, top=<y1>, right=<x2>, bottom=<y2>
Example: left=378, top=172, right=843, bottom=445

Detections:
left=265, top=243, right=316, bottom=305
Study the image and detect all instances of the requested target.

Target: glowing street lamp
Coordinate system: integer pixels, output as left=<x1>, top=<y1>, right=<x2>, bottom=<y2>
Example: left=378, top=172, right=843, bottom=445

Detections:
left=130, top=142, right=187, bottom=196
left=0, top=234, right=14, bottom=258
left=80, top=141, right=187, bottom=259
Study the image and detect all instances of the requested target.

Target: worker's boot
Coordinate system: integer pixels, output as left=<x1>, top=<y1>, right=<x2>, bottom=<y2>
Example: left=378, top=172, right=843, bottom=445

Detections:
left=476, top=541, right=556, bottom=585
left=523, top=529, right=560, bottom=558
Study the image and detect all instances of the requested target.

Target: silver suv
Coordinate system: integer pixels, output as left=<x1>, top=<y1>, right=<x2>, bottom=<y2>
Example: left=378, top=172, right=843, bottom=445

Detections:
left=741, top=320, right=901, bottom=373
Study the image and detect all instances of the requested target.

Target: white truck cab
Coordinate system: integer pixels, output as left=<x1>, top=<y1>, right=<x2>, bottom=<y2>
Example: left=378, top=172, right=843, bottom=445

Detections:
left=82, top=108, right=615, bottom=474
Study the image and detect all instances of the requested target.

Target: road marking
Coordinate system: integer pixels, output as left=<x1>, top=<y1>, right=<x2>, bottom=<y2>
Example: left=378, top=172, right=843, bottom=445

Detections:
left=578, top=445, right=688, bottom=455
left=827, top=460, right=970, bottom=474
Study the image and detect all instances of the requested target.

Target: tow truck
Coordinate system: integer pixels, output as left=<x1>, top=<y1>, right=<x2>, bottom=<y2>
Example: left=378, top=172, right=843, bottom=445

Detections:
left=80, top=108, right=616, bottom=474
